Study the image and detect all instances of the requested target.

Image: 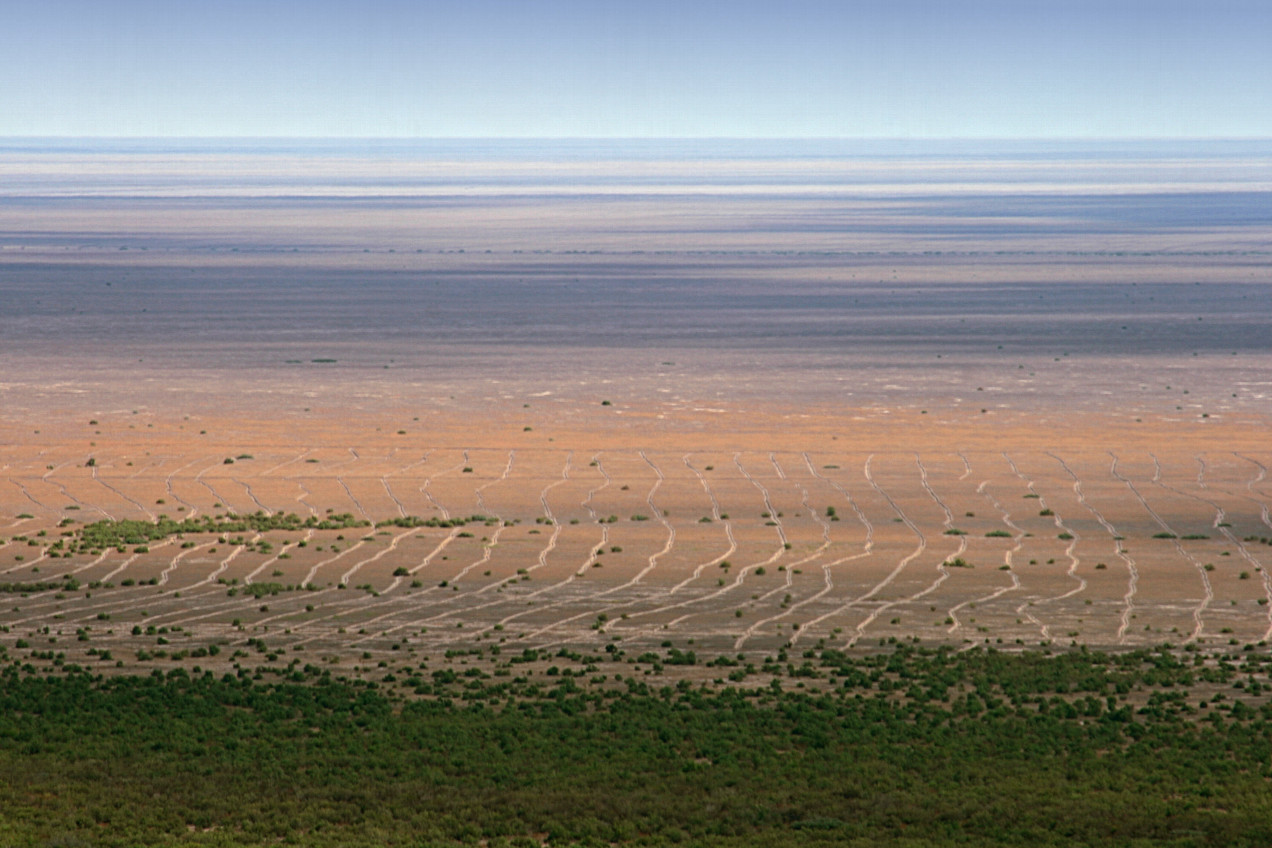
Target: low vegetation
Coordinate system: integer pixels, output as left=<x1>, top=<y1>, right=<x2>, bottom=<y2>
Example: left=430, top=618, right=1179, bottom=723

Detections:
left=2, top=645, right=1272, bottom=846
left=71, top=513, right=369, bottom=554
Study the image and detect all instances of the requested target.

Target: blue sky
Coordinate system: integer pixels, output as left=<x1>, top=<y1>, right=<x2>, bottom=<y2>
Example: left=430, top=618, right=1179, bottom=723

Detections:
left=2, top=0, right=1268, bottom=138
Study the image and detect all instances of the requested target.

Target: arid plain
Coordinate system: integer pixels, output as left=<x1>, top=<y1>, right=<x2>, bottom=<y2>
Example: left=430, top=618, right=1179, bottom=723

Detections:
left=2, top=140, right=1271, bottom=678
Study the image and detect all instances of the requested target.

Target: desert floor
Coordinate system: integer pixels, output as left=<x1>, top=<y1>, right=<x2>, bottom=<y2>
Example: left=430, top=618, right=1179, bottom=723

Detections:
left=2, top=140, right=1270, bottom=677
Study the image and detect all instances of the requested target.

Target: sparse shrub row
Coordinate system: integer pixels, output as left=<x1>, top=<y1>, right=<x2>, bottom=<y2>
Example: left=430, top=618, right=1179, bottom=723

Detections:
left=71, top=512, right=369, bottom=552
left=376, top=514, right=492, bottom=529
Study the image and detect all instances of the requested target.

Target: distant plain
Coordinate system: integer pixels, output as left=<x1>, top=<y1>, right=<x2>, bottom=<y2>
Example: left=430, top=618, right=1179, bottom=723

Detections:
left=2, top=139, right=1270, bottom=672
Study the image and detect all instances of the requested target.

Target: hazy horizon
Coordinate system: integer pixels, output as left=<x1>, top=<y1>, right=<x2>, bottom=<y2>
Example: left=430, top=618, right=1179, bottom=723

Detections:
left=5, top=1, right=1269, bottom=139
left=5, top=136, right=1272, bottom=143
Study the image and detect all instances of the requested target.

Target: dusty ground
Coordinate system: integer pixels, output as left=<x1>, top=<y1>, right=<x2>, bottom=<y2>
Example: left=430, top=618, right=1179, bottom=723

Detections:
left=1, top=140, right=1270, bottom=674
left=2, top=409, right=1270, bottom=663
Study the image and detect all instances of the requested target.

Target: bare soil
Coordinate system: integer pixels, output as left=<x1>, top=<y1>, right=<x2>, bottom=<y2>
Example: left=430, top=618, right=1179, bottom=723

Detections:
left=2, top=140, right=1270, bottom=673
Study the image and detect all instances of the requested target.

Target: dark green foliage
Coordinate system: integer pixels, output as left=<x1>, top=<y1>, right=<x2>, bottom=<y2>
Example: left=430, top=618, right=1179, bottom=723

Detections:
left=377, top=514, right=491, bottom=529
left=229, top=582, right=293, bottom=599
left=0, top=581, right=68, bottom=594
left=0, top=574, right=80, bottom=593
left=70, top=512, right=369, bottom=554
left=2, top=649, right=1272, bottom=846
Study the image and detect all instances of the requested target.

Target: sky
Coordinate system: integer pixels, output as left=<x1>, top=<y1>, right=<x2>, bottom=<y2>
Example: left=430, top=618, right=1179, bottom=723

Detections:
left=2, top=0, right=1269, bottom=138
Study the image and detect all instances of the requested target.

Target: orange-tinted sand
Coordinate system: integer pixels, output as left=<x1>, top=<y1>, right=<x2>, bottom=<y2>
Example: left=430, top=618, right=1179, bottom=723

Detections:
left=3, top=407, right=1268, bottom=666
left=2, top=142, right=1270, bottom=670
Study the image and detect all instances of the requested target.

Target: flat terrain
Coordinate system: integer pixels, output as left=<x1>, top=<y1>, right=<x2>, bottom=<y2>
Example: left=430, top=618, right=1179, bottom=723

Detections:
left=2, top=139, right=1270, bottom=676
left=3, top=425, right=1271, bottom=665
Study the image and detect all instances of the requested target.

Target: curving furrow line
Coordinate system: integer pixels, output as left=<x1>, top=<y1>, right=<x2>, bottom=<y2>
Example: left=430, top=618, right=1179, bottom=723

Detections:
left=419, top=458, right=470, bottom=522
left=950, top=478, right=1024, bottom=648
left=1055, top=454, right=1138, bottom=643
left=840, top=455, right=927, bottom=647
left=190, top=539, right=254, bottom=591
left=470, top=452, right=573, bottom=597
left=446, top=453, right=614, bottom=641
left=780, top=453, right=877, bottom=645
left=1025, top=453, right=1089, bottom=625
left=424, top=453, right=613, bottom=647
left=260, top=450, right=311, bottom=478
left=530, top=451, right=571, bottom=574
left=295, top=481, right=319, bottom=517
left=738, top=454, right=845, bottom=649
left=665, top=454, right=737, bottom=594
left=336, top=477, right=371, bottom=522
left=11, top=540, right=182, bottom=628
left=161, top=455, right=205, bottom=517
left=518, top=453, right=676, bottom=645
left=382, top=478, right=408, bottom=518
left=242, top=531, right=314, bottom=585
left=8, top=571, right=210, bottom=633
left=290, top=530, right=462, bottom=645
left=915, top=454, right=966, bottom=633
left=235, top=478, right=274, bottom=516
left=474, top=450, right=515, bottom=518
left=1111, top=451, right=1211, bottom=642
left=340, top=529, right=423, bottom=586
left=735, top=452, right=788, bottom=548
left=155, top=540, right=217, bottom=587
left=7, top=478, right=53, bottom=518
left=1002, top=452, right=1052, bottom=641
left=196, top=464, right=233, bottom=513
left=91, top=465, right=154, bottom=520
left=300, top=540, right=367, bottom=588
left=1161, top=454, right=1272, bottom=643
left=46, top=463, right=112, bottom=521
left=620, top=453, right=789, bottom=635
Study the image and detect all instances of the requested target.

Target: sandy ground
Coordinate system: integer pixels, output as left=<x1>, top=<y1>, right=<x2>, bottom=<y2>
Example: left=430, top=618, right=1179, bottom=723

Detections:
left=1, top=141, right=1270, bottom=672
left=3, top=408, right=1269, bottom=668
